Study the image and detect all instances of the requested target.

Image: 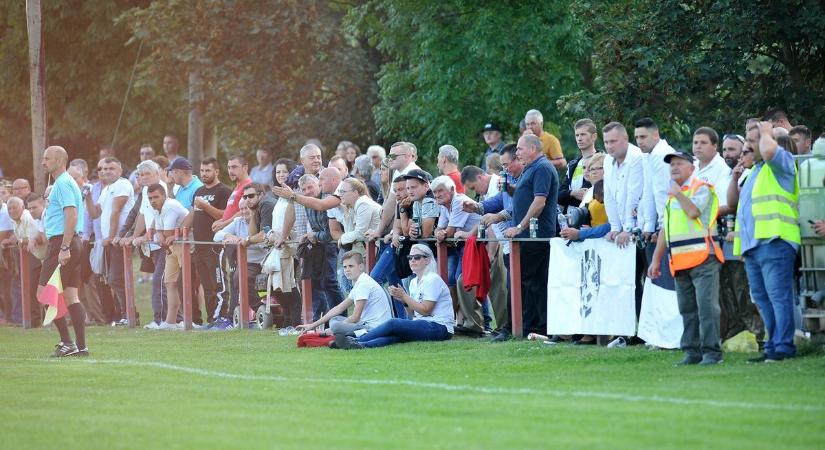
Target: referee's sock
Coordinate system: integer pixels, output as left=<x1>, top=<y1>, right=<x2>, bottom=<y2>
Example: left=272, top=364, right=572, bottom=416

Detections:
left=53, top=317, right=72, bottom=344
left=68, top=303, right=87, bottom=350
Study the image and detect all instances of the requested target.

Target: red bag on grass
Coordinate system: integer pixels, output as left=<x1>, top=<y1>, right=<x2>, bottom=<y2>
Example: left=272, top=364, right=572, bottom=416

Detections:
left=297, top=333, right=335, bottom=347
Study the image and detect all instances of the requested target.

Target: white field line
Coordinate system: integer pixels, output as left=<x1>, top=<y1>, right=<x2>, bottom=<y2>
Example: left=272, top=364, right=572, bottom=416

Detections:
left=1, top=356, right=821, bottom=413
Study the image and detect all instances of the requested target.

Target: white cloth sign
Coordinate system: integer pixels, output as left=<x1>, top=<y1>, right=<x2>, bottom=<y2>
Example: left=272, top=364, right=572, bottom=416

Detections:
left=637, top=278, right=683, bottom=349
left=547, top=238, right=636, bottom=336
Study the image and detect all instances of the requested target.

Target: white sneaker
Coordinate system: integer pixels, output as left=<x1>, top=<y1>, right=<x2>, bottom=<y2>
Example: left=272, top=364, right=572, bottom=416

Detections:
left=607, top=337, right=627, bottom=348
left=144, top=321, right=160, bottom=330
left=157, top=321, right=180, bottom=330
left=176, top=322, right=202, bottom=329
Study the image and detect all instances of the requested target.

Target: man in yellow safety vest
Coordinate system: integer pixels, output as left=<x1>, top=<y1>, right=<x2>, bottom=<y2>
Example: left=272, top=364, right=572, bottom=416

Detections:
left=734, top=121, right=801, bottom=363
left=649, top=150, right=724, bottom=366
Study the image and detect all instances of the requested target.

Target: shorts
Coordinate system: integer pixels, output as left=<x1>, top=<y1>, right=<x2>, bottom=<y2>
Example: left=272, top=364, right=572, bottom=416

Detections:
left=39, top=235, right=83, bottom=288
left=164, top=244, right=184, bottom=283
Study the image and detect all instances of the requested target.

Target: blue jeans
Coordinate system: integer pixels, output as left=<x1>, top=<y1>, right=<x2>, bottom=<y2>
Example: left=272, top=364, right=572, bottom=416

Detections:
left=370, top=243, right=406, bottom=319
left=446, top=245, right=463, bottom=287
left=357, top=318, right=452, bottom=348
left=743, top=240, right=797, bottom=358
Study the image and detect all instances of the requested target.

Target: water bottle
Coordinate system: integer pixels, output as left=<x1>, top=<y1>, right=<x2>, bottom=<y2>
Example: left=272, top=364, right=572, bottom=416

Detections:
left=412, top=216, right=421, bottom=238
left=477, top=222, right=485, bottom=239
left=529, top=217, right=538, bottom=238
left=558, top=213, right=569, bottom=231
left=499, top=170, right=507, bottom=192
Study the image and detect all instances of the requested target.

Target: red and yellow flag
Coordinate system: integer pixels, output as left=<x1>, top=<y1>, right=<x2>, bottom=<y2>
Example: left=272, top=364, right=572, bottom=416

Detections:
left=37, top=266, right=67, bottom=326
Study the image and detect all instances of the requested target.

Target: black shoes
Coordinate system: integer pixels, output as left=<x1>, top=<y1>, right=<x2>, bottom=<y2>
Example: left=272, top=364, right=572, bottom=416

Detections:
left=489, top=329, right=511, bottom=342
left=333, top=334, right=364, bottom=350
left=50, top=342, right=78, bottom=358
left=674, top=355, right=703, bottom=366
left=454, top=324, right=484, bottom=338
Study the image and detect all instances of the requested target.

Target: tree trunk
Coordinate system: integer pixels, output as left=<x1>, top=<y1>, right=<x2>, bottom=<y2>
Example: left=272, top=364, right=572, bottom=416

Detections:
left=26, top=0, right=47, bottom=193
left=187, top=71, right=204, bottom=171
left=204, top=123, right=217, bottom=159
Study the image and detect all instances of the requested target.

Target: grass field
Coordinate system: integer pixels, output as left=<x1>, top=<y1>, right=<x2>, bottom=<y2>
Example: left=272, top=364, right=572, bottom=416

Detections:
left=2, top=271, right=825, bottom=449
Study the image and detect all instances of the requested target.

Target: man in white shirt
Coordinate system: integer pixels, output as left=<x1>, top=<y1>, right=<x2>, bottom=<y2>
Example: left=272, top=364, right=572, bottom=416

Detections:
left=603, top=122, right=644, bottom=248
left=140, top=183, right=190, bottom=329
left=4, top=196, right=45, bottom=325
left=85, top=157, right=136, bottom=325
left=297, top=251, right=391, bottom=337
left=249, top=147, right=274, bottom=186
left=371, top=142, right=420, bottom=240
left=634, top=118, right=675, bottom=242
left=692, top=127, right=733, bottom=216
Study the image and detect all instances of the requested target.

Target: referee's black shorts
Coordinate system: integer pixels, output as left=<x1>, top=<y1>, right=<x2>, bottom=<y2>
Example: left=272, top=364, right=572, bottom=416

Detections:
left=38, top=235, right=83, bottom=288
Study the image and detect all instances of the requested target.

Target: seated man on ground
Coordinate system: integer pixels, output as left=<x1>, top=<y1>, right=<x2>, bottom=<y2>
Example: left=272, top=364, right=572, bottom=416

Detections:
left=333, top=244, right=454, bottom=349
left=297, top=251, right=392, bottom=337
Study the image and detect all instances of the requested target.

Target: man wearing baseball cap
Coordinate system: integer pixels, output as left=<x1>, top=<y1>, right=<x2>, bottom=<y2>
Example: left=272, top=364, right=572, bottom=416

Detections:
left=648, top=150, right=724, bottom=366
left=480, top=122, right=504, bottom=172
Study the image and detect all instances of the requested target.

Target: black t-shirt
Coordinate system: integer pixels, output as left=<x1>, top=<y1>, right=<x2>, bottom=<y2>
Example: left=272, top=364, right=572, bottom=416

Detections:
left=192, top=183, right=231, bottom=242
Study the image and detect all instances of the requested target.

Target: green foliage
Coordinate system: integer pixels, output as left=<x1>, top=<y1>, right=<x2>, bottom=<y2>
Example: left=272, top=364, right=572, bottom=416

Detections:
left=119, top=0, right=378, bottom=160
left=347, top=0, right=589, bottom=166
left=557, top=0, right=825, bottom=147
left=0, top=0, right=183, bottom=178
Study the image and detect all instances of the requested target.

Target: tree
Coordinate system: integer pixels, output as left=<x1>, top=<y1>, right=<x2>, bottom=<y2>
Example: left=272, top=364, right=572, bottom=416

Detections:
left=347, top=0, right=590, bottom=167
left=119, top=0, right=378, bottom=160
left=25, top=0, right=46, bottom=192
left=557, top=0, right=825, bottom=144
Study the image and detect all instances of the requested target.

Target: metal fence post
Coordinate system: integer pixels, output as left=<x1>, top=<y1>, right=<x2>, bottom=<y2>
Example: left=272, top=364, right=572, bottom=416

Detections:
left=366, top=239, right=377, bottom=273
left=301, top=278, right=313, bottom=324
left=20, top=248, right=32, bottom=329
left=122, top=245, right=137, bottom=328
left=180, top=227, right=193, bottom=330
left=509, top=241, right=523, bottom=338
left=436, top=241, right=448, bottom=284
left=237, top=243, right=249, bottom=330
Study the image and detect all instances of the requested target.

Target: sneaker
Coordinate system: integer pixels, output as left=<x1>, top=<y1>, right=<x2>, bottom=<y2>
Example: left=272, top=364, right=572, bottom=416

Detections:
left=607, top=337, right=626, bottom=348
left=116, top=319, right=129, bottom=326
left=157, top=321, right=180, bottom=330
left=177, top=322, right=203, bottom=329
left=674, top=355, right=703, bottom=366
left=333, top=333, right=364, bottom=350
left=698, top=356, right=723, bottom=366
left=208, top=317, right=234, bottom=331
left=490, top=329, right=511, bottom=343
left=50, top=342, right=78, bottom=358
left=66, top=347, right=90, bottom=357
left=144, top=321, right=160, bottom=330
left=747, top=354, right=768, bottom=364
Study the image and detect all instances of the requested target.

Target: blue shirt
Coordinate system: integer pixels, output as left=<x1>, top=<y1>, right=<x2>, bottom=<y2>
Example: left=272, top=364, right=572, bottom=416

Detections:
left=512, top=155, right=558, bottom=238
left=735, top=146, right=799, bottom=255
left=175, top=176, right=203, bottom=210
left=45, top=171, right=84, bottom=238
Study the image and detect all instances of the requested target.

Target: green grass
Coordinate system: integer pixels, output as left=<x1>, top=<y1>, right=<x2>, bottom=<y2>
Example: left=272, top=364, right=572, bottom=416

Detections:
left=2, top=264, right=824, bottom=449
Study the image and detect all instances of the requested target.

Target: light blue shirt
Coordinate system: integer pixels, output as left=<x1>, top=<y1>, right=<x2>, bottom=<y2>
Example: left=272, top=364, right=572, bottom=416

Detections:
left=735, top=146, right=799, bottom=255
left=174, top=176, right=203, bottom=210
left=45, top=171, right=84, bottom=238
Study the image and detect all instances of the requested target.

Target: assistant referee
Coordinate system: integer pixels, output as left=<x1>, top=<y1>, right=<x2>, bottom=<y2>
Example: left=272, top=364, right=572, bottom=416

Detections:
left=39, top=146, right=88, bottom=357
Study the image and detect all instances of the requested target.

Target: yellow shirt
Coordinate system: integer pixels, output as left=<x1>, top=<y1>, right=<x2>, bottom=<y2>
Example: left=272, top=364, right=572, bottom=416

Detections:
left=540, top=131, right=564, bottom=162
left=588, top=199, right=608, bottom=227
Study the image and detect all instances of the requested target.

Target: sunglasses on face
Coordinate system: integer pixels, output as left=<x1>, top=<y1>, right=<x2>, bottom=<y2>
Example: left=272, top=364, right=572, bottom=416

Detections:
left=242, top=193, right=259, bottom=199
left=407, top=254, right=428, bottom=261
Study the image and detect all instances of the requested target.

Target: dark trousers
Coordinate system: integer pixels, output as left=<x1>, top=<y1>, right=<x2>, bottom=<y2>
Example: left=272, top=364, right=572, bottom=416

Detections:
left=230, top=262, right=263, bottom=317
left=520, top=242, right=550, bottom=335
left=193, top=248, right=228, bottom=322
left=104, top=245, right=127, bottom=320
left=26, top=254, right=43, bottom=326
left=311, top=243, right=344, bottom=321
left=96, top=273, right=119, bottom=323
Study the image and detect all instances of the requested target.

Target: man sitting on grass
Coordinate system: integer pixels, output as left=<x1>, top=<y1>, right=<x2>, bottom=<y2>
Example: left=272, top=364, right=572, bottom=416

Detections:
left=297, top=251, right=391, bottom=337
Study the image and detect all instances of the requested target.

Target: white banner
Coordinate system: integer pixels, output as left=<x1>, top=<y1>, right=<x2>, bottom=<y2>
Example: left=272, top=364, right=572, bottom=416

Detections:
left=547, top=238, right=636, bottom=336
left=637, top=278, right=683, bottom=349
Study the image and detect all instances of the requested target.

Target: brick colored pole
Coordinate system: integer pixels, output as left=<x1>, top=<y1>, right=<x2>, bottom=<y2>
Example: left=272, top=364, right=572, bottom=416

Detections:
left=180, top=227, right=193, bottom=330
left=122, top=245, right=137, bottom=328
left=237, top=243, right=249, bottom=330
left=20, top=248, right=32, bottom=329
left=509, top=241, right=523, bottom=338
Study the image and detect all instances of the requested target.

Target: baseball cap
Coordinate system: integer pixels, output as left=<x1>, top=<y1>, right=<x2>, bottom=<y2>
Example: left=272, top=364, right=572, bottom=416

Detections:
left=664, top=151, right=695, bottom=164
left=402, top=169, right=432, bottom=184
left=481, top=122, right=501, bottom=133
left=169, top=157, right=193, bottom=171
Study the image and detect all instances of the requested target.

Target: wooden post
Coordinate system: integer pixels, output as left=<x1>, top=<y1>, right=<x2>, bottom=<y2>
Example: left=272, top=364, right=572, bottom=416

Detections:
left=122, top=245, right=137, bottom=328
left=187, top=71, right=204, bottom=170
left=25, top=0, right=47, bottom=193
left=509, top=241, right=523, bottom=338
left=180, top=227, right=193, bottom=330
left=20, top=249, right=32, bottom=329
left=237, top=244, right=249, bottom=330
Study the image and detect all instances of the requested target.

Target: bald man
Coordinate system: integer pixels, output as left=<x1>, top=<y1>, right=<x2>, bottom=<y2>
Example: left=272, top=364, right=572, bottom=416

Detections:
left=12, top=179, right=31, bottom=199
left=40, top=146, right=89, bottom=356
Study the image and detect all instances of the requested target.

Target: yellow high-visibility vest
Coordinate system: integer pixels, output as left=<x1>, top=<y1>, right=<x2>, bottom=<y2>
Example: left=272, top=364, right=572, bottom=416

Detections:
left=733, top=163, right=800, bottom=256
left=664, top=178, right=724, bottom=275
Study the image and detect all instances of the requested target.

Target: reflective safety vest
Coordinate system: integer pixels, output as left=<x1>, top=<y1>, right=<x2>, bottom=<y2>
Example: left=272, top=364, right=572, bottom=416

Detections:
left=732, top=162, right=800, bottom=256
left=664, top=178, right=724, bottom=275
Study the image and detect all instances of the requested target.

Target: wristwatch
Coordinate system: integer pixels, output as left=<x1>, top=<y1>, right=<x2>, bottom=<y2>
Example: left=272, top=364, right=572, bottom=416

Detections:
left=515, top=223, right=523, bottom=230
left=60, top=245, right=70, bottom=251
